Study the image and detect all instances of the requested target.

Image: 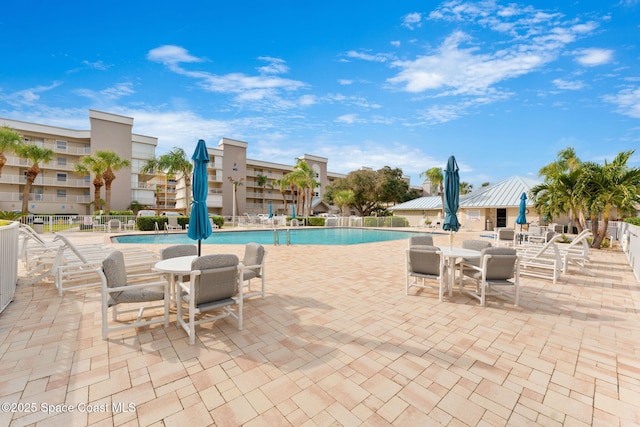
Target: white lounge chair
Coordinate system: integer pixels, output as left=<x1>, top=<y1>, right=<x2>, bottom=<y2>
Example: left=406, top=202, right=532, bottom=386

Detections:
left=165, top=216, right=182, bottom=231
left=517, top=235, right=563, bottom=284
left=556, top=230, right=594, bottom=276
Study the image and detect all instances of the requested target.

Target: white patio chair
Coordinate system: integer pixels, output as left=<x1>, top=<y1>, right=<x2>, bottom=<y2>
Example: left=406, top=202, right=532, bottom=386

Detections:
left=494, top=227, right=516, bottom=247
left=408, top=234, right=434, bottom=247
left=459, top=247, right=520, bottom=307
left=241, top=243, right=267, bottom=299
left=405, top=245, right=447, bottom=301
left=176, top=254, right=243, bottom=345
left=97, top=250, right=170, bottom=339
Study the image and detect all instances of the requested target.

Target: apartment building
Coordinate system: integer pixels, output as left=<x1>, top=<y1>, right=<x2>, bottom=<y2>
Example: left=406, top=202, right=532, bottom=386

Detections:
left=0, top=110, right=346, bottom=216
left=0, top=110, right=157, bottom=215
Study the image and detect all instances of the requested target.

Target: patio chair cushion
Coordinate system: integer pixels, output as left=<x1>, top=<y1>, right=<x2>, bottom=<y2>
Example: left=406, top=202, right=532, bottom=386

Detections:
left=481, top=247, right=517, bottom=281
left=102, top=251, right=127, bottom=300
left=408, top=245, right=441, bottom=277
left=409, top=235, right=434, bottom=247
left=185, top=254, right=239, bottom=306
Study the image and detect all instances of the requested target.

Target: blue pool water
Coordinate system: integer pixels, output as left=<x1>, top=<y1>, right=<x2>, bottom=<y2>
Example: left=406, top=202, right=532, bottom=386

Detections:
left=113, top=228, right=433, bottom=246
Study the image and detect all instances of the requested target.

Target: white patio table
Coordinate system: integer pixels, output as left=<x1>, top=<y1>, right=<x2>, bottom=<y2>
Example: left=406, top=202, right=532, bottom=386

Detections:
left=437, top=247, right=481, bottom=297
left=154, top=255, right=197, bottom=304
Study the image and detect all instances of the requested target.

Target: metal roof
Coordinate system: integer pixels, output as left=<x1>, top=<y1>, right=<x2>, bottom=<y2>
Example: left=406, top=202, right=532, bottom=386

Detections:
left=388, top=196, right=441, bottom=211
left=390, top=176, right=541, bottom=211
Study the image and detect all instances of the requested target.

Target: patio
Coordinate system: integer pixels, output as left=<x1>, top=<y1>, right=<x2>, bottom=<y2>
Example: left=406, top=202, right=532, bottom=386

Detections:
left=1, top=230, right=639, bottom=426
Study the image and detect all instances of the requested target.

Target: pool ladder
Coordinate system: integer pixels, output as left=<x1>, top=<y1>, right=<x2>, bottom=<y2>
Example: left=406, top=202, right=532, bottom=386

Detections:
left=273, top=228, right=291, bottom=246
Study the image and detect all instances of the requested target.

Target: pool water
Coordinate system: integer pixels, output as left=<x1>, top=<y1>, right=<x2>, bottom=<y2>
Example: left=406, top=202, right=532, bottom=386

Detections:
left=113, top=228, right=433, bottom=246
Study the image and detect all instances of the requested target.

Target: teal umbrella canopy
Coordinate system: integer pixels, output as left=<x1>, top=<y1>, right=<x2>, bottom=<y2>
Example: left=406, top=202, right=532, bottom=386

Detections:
left=516, top=192, right=527, bottom=226
left=291, top=204, right=296, bottom=219
left=442, top=156, right=461, bottom=232
left=187, top=139, right=212, bottom=255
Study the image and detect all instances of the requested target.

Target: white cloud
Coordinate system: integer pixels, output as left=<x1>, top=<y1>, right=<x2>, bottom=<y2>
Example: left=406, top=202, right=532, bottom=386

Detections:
left=402, top=12, right=423, bottom=29
left=345, top=50, right=393, bottom=63
left=603, top=86, right=640, bottom=118
left=146, top=45, right=204, bottom=66
left=338, top=79, right=353, bottom=85
left=574, top=48, right=614, bottom=66
left=0, top=82, right=63, bottom=106
left=386, top=2, right=603, bottom=99
left=147, top=45, right=306, bottom=108
left=336, top=114, right=359, bottom=124
left=390, top=40, right=401, bottom=47
left=257, top=56, right=289, bottom=74
left=75, top=82, right=135, bottom=102
left=553, top=78, right=585, bottom=90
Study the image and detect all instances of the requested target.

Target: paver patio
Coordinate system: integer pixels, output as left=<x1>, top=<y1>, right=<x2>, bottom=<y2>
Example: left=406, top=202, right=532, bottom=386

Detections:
left=1, top=229, right=639, bottom=426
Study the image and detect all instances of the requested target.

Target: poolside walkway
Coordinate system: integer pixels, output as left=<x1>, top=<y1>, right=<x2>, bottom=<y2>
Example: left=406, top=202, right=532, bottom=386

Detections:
left=1, top=229, right=639, bottom=426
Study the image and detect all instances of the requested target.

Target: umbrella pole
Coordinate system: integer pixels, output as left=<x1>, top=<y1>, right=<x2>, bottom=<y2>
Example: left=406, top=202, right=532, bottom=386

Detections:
left=449, top=231, right=453, bottom=249
left=198, top=240, right=202, bottom=256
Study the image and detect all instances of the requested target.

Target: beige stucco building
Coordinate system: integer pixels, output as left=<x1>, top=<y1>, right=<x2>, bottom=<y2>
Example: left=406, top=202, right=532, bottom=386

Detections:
left=0, top=111, right=348, bottom=216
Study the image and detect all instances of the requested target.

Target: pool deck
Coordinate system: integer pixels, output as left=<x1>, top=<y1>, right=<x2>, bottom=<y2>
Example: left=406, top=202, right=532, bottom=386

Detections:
left=2, top=228, right=640, bottom=426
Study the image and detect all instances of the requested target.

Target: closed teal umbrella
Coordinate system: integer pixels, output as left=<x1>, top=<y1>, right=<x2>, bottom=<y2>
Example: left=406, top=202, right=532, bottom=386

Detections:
left=187, top=139, right=212, bottom=256
left=516, top=192, right=527, bottom=232
left=443, top=156, right=460, bottom=247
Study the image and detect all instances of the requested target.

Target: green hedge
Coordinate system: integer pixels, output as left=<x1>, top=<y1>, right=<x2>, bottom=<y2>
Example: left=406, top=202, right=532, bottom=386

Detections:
left=625, top=217, right=640, bottom=226
left=384, top=217, right=409, bottom=227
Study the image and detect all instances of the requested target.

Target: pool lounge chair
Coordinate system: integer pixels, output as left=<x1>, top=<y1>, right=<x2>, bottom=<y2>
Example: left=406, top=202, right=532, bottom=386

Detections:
left=556, top=230, right=594, bottom=276
left=517, top=235, right=563, bottom=284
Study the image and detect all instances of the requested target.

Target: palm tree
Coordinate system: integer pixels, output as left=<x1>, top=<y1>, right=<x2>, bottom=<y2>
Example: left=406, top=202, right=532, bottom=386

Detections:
left=577, top=150, right=640, bottom=248
left=293, top=160, right=318, bottom=217
left=421, top=167, right=444, bottom=217
left=94, top=151, right=131, bottom=215
left=256, top=174, right=268, bottom=213
left=332, top=189, right=354, bottom=215
left=14, top=144, right=54, bottom=213
left=537, top=147, right=585, bottom=231
left=0, top=125, right=21, bottom=178
left=459, top=181, right=473, bottom=195
left=273, top=178, right=289, bottom=214
left=74, top=156, right=107, bottom=213
left=141, top=148, right=194, bottom=214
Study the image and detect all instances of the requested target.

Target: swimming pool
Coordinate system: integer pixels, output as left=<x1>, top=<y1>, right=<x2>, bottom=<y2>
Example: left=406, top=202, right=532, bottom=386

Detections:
left=113, top=228, right=434, bottom=246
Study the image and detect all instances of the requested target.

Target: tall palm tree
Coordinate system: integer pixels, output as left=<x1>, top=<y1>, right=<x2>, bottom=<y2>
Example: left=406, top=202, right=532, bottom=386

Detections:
left=293, top=160, right=318, bottom=217
left=0, top=125, right=21, bottom=178
left=14, top=144, right=54, bottom=213
left=273, top=178, right=289, bottom=214
left=537, top=147, right=584, bottom=231
left=256, top=174, right=268, bottom=213
left=94, top=151, right=131, bottom=215
left=141, top=148, right=194, bottom=214
left=577, top=150, right=640, bottom=248
left=74, top=156, right=107, bottom=213
left=421, top=167, right=444, bottom=217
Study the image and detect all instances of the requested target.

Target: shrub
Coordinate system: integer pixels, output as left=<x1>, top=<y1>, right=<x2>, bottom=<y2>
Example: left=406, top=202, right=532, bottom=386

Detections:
left=307, top=217, right=325, bottom=227
left=625, top=217, right=640, bottom=226
left=384, top=216, right=409, bottom=227
left=137, top=216, right=163, bottom=231
left=210, top=216, right=224, bottom=229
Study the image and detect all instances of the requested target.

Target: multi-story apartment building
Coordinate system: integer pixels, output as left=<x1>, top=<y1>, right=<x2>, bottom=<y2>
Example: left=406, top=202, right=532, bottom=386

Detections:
left=0, top=110, right=349, bottom=216
left=0, top=110, right=157, bottom=214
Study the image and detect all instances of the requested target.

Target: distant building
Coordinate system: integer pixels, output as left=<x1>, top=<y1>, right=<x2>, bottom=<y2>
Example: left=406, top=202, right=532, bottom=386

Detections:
left=390, top=176, right=543, bottom=231
left=2, top=110, right=385, bottom=216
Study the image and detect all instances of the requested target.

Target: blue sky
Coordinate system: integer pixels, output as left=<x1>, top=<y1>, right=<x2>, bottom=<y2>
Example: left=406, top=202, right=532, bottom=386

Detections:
left=1, top=0, right=639, bottom=188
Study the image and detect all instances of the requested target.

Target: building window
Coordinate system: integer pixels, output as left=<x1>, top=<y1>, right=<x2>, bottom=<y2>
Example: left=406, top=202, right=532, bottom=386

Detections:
left=57, top=173, right=67, bottom=182
left=56, top=140, right=67, bottom=150
left=57, top=189, right=67, bottom=198
left=83, top=175, right=90, bottom=184
left=57, top=157, right=67, bottom=166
